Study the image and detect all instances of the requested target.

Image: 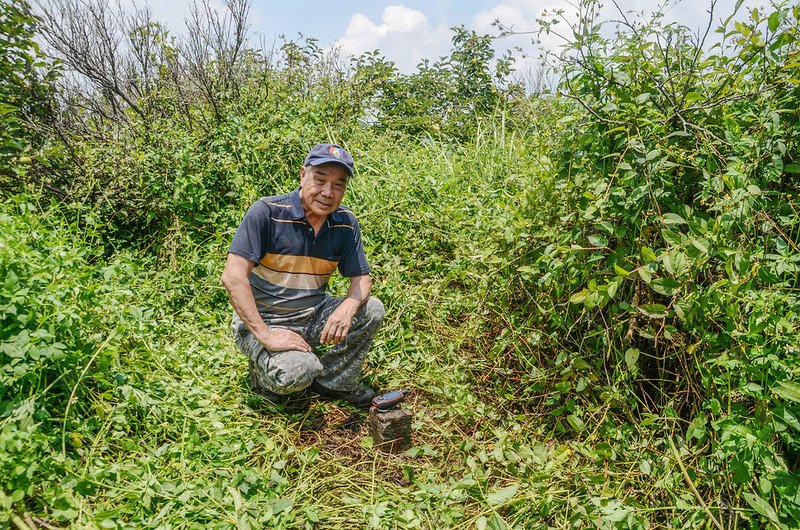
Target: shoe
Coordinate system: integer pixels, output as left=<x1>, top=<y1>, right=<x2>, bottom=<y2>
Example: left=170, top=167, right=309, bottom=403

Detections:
left=249, top=360, right=289, bottom=404
left=310, top=380, right=376, bottom=409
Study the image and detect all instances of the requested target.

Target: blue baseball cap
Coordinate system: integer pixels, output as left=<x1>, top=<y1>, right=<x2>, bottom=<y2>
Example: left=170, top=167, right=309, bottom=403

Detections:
left=303, top=143, right=354, bottom=177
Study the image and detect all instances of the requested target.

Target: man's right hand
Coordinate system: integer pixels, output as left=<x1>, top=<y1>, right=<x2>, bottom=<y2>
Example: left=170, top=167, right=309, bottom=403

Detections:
left=261, top=327, right=311, bottom=352
left=222, top=254, right=312, bottom=354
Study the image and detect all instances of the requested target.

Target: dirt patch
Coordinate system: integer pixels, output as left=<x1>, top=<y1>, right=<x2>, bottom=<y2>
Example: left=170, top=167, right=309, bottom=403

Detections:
left=297, top=404, right=369, bottom=462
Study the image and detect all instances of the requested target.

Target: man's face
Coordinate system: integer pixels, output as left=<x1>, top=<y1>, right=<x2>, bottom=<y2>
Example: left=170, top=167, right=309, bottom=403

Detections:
left=299, top=163, right=349, bottom=220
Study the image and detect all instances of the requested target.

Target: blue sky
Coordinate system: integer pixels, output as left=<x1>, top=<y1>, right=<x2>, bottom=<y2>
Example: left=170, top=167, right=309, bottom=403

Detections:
left=142, top=0, right=742, bottom=73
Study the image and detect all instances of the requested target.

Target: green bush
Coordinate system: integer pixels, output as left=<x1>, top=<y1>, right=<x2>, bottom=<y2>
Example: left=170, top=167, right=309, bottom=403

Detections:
left=496, top=1, right=800, bottom=525
left=4, top=0, right=800, bottom=526
left=0, top=198, right=167, bottom=520
left=0, top=0, right=56, bottom=194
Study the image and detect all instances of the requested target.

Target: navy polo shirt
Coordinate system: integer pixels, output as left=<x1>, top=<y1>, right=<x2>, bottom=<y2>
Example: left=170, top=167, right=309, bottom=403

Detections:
left=229, top=188, right=370, bottom=315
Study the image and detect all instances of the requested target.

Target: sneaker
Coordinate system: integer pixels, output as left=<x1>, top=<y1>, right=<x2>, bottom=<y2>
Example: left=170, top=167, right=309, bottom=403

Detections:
left=310, top=380, right=376, bottom=409
left=248, top=360, right=289, bottom=405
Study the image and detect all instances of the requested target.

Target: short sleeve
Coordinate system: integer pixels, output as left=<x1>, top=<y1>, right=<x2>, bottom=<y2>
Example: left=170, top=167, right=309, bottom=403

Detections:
left=338, top=215, right=371, bottom=277
left=228, top=201, right=271, bottom=264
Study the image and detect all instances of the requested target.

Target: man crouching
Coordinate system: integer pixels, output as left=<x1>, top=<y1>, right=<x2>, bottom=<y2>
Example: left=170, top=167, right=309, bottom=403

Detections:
left=221, top=143, right=384, bottom=408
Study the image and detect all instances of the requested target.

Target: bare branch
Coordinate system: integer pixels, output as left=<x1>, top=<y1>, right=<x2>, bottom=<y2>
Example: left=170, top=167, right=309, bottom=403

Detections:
left=36, top=0, right=146, bottom=120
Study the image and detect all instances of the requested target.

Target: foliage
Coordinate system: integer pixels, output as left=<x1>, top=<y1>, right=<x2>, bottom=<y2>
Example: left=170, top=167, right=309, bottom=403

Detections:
left=25, top=8, right=518, bottom=250
left=0, top=0, right=55, bottom=193
left=0, top=195, right=230, bottom=524
left=354, top=26, right=516, bottom=141
left=2, top=0, right=800, bottom=528
left=492, top=0, right=800, bottom=526
left=0, top=199, right=134, bottom=521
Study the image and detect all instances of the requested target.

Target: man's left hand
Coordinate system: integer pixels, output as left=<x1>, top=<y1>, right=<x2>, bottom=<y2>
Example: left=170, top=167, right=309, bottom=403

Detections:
left=320, top=298, right=360, bottom=345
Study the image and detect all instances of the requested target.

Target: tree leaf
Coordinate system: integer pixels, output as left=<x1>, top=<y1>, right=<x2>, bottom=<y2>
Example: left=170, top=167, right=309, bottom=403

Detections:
left=774, top=381, right=800, bottom=403
left=272, top=498, right=293, bottom=514
left=691, top=238, right=710, bottom=254
left=588, top=234, right=608, bottom=247
left=606, top=279, right=620, bottom=299
left=641, top=246, right=657, bottom=262
left=742, top=492, right=780, bottom=524
left=569, top=290, right=588, bottom=304
left=624, top=348, right=639, bottom=367
left=639, top=303, right=667, bottom=318
left=567, top=414, right=585, bottom=432
left=686, top=412, right=708, bottom=441
left=662, top=213, right=686, bottom=225
left=487, top=485, right=518, bottom=505
left=768, top=12, right=779, bottom=32
left=746, top=184, right=762, bottom=196
left=773, top=406, right=800, bottom=432
left=651, top=278, right=680, bottom=296
left=661, top=228, right=683, bottom=247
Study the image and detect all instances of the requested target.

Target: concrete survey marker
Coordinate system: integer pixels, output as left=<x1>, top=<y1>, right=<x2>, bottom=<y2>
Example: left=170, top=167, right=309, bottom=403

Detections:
left=368, top=407, right=413, bottom=453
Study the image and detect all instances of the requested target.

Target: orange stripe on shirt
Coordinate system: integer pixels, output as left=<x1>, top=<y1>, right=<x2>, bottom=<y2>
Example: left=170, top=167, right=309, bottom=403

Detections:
left=252, top=265, right=331, bottom=290
left=259, top=253, right=338, bottom=276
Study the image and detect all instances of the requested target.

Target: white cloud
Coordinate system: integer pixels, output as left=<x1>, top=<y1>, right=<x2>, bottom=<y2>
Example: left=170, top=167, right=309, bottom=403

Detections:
left=334, top=5, right=452, bottom=73
left=382, top=5, right=429, bottom=33
left=472, top=0, right=743, bottom=51
left=472, top=0, right=566, bottom=35
left=469, top=1, right=577, bottom=90
left=117, top=0, right=748, bottom=81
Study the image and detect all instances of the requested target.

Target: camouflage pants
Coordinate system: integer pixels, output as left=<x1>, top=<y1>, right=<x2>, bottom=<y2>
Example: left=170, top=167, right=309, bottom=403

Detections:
left=231, top=296, right=384, bottom=395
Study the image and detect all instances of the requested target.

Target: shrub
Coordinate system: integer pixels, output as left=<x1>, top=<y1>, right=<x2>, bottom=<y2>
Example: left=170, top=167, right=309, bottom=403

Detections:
left=499, top=1, right=800, bottom=525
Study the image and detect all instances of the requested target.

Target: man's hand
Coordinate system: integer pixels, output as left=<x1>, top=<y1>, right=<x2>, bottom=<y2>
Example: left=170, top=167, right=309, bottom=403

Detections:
left=261, top=327, right=312, bottom=352
left=222, top=253, right=312, bottom=353
left=320, top=298, right=360, bottom=345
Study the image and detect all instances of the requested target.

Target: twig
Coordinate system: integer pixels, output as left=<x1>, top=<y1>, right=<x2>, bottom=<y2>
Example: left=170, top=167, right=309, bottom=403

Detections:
left=31, top=515, right=67, bottom=530
left=61, top=330, right=118, bottom=456
left=562, top=77, right=625, bottom=126
left=23, top=513, right=38, bottom=530
left=667, top=436, right=725, bottom=530
left=10, top=515, right=32, bottom=530
left=758, top=211, right=800, bottom=254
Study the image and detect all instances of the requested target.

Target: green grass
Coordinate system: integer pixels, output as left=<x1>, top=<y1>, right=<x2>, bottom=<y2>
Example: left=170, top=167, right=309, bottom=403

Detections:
left=4, top=0, right=800, bottom=524
left=3, top=113, right=796, bottom=528
left=47, top=319, right=724, bottom=529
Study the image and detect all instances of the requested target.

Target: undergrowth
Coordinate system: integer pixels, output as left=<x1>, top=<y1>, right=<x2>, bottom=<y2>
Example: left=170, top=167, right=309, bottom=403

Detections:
left=2, top=0, right=800, bottom=528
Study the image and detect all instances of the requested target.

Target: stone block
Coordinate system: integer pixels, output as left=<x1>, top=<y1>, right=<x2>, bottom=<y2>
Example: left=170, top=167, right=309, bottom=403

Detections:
left=368, top=407, right=412, bottom=453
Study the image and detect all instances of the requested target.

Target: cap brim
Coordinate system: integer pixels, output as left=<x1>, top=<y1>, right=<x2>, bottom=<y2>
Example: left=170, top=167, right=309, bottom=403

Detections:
left=308, top=158, right=354, bottom=176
